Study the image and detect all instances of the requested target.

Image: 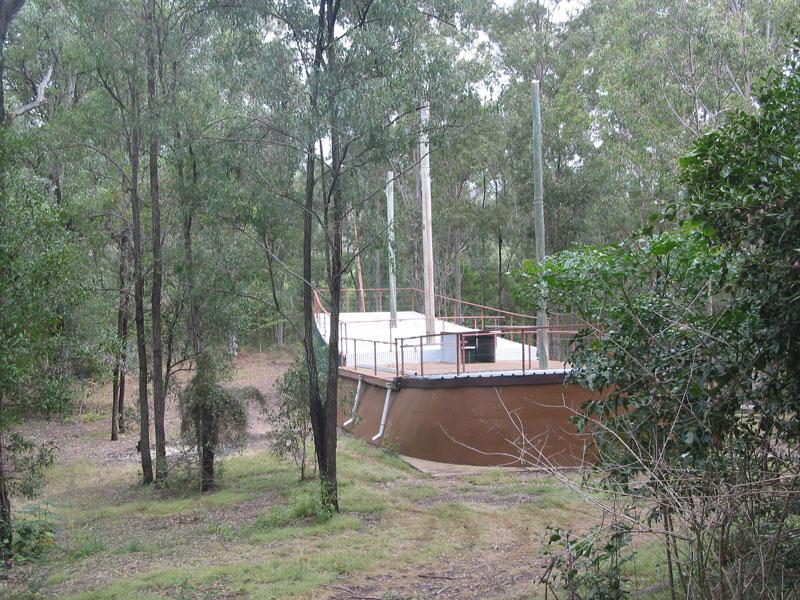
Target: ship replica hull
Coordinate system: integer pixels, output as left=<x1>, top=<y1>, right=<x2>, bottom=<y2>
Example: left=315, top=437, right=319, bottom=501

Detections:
left=337, top=368, right=593, bottom=468
left=314, top=292, right=595, bottom=468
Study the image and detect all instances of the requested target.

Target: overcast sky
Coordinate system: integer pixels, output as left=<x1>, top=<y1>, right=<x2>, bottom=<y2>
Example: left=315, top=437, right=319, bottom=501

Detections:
left=494, top=0, right=589, bottom=23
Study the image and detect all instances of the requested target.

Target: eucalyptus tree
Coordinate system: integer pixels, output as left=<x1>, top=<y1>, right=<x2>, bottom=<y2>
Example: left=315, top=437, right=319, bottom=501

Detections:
left=59, top=0, right=157, bottom=482
left=576, top=0, right=799, bottom=230
left=0, top=0, right=27, bottom=124
left=0, top=0, right=96, bottom=561
left=6, top=0, right=133, bottom=440
left=226, top=0, right=466, bottom=510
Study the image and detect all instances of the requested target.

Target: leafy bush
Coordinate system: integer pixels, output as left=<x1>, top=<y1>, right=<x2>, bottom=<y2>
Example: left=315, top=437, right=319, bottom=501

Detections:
left=179, top=355, right=261, bottom=491
left=267, top=356, right=316, bottom=480
left=541, top=524, right=633, bottom=600
left=10, top=505, right=58, bottom=562
left=518, top=42, right=800, bottom=598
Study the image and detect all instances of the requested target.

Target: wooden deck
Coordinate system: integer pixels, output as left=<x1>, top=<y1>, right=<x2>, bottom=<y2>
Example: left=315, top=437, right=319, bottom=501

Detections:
left=341, top=359, right=569, bottom=382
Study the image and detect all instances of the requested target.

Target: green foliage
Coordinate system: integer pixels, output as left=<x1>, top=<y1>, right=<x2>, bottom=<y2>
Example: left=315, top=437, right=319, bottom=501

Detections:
left=516, top=40, right=800, bottom=598
left=68, top=527, right=107, bottom=560
left=680, top=40, right=800, bottom=443
left=255, top=490, right=334, bottom=530
left=0, top=127, right=81, bottom=560
left=179, top=359, right=248, bottom=452
left=267, top=355, right=316, bottom=481
left=5, top=434, right=56, bottom=500
left=10, top=505, right=59, bottom=562
left=520, top=224, right=736, bottom=476
left=542, top=524, right=633, bottom=600
left=0, top=130, right=81, bottom=429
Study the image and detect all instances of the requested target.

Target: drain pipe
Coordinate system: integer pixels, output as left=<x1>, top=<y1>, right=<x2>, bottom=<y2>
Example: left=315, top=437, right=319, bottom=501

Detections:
left=371, top=385, right=394, bottom=442
left=343, top=376, right=363, bottom=428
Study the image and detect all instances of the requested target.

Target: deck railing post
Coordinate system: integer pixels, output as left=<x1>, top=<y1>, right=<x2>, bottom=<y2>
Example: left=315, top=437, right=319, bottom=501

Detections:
left=373, top=341, right=377, bottom=375
left=528, top=331, right=532, bottom=370
left=419, top=337, right=424, bottom=376
left=395, top=339, right=399, bottom=377
left=401, top=340, right=405, bottom=376
left=456, top=333, right=460, bottom=375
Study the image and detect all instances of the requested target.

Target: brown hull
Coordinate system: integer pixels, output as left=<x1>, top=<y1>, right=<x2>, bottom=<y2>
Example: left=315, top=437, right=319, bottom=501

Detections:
left=338, top=370, right=595, bottom=467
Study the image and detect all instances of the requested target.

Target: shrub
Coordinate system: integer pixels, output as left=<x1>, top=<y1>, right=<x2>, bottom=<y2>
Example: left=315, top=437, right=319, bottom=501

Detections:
left=179, top=355, right=260, bottom=491
left=267, top=357, right=316, bottom=480
left=11, top=505, right=58, bottom=562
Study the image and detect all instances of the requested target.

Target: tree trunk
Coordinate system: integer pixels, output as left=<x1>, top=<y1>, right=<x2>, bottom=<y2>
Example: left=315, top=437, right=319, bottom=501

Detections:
left=413, top=145, right=423, bottom=293
left=373, top=248, right=382, bottom=311
left=111, top=368, right=120, bottom=442
left=0, top=1, right=28, bottom=124
left=182, top=143, right=201, bottom=359
left=145, top=0, right=167, bottom=483
left=199, top=403, right=215, bottom=492
left=320, top=1, right=344, bottom=512
left=353, top=221, right=366, bottom=311
left=200, top=444, right=215, bottom=492
left=111, top=232, right=129, bottom=441
left=302, top=135, right=339, bottom=509
left=129, top=85, right=153, bottom=485
left=180, top=142, right=209, bottom=490
left=496, top=180, right=503, bottom=309
left=480, top=173, right=487, bottom=306
left=118, top=308, right=128, bottom=434
left=0, top=431, right=11, bottom=564
left=302, top=0, right=339, bottom=514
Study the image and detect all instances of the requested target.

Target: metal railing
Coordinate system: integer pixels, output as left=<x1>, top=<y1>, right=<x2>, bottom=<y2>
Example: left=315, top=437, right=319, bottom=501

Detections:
left=338, top=326, right=587, bottom=379
left=314, top=288, right=590, bottom=379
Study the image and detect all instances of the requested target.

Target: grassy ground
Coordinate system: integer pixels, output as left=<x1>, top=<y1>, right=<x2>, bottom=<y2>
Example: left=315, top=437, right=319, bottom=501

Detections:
left=1, top=353, right=670, bottom=600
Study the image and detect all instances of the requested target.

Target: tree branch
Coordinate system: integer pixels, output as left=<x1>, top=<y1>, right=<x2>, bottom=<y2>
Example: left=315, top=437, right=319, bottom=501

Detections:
left=11, top=64, right=52, bottom=119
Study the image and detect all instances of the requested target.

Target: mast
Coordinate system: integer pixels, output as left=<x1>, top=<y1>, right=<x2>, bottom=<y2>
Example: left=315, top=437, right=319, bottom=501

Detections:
left=420, top=103, right=436, bottom=336
left=386, top=171, right=398, bottom=328
left=532, top=80, right=549, bottom=368
left=353, top=221, right=366, bottom=312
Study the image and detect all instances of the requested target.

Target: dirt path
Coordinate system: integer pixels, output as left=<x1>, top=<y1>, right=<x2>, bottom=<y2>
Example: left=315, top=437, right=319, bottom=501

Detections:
left=323, top=545, right=548, bottom=600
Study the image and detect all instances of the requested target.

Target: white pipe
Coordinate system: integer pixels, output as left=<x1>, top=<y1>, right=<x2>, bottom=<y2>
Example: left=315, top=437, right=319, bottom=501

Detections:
left=386, top=171, right=398, bottom=328
left=532, top=79, right=549, bottom=368
left=343, top=376, right=363, bottom=428
left=371, top=385, right=394, bottom=442
left=420, top=103, right=436, bottom=336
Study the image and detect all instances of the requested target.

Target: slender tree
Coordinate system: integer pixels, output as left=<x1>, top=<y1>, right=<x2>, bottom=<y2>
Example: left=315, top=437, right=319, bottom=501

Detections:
left=144, top=0, right=167, bottom=482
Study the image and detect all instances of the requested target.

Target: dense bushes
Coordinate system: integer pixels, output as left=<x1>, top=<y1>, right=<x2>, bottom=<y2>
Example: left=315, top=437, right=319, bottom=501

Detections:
left=519, top=43, right=800, bottom=599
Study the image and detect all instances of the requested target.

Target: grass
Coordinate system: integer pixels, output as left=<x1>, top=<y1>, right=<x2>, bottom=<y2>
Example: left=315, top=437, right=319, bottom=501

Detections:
left=6, top=436, right=604, bottom=600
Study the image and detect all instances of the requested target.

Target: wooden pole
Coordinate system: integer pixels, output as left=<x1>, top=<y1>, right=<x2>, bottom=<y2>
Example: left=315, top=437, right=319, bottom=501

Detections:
left=353, top=221, right=367, bottom=312
left=420, top=103, right=436, bottom=336
left=386, top=171, right=398, bottom=328
left=532, top=80, right=549, bottom=369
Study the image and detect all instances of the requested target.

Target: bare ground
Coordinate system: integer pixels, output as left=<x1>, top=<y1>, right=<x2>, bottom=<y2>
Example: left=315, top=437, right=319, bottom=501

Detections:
left=18, top=350, right=291, bottom=466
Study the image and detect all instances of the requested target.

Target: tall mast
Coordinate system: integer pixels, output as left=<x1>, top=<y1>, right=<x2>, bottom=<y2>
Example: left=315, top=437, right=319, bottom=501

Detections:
left=353, top=222, right=366, bottom=312
left=386, top=171, right=398, bottom=328
left=419, top=103, right=436, bottom=336
left=532, top=80, right=549, bottom=368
